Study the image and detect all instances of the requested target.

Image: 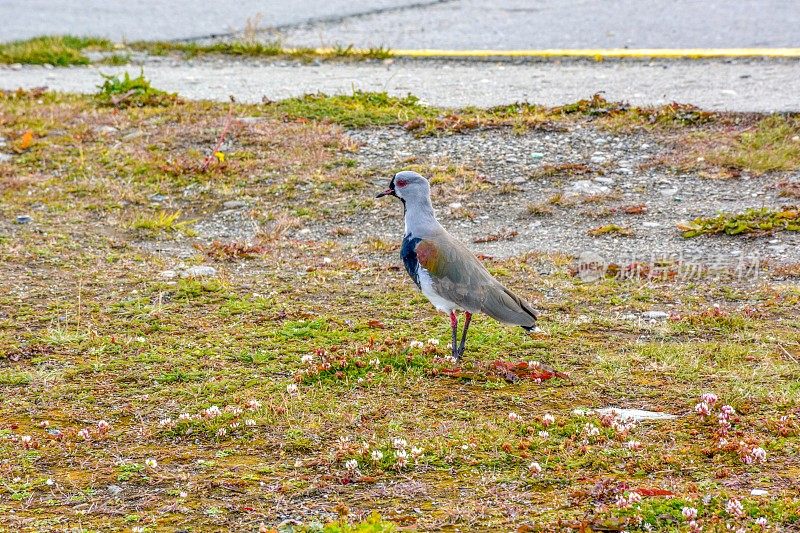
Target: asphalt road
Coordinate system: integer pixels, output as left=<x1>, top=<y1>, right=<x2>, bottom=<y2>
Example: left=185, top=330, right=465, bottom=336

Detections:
left=3, top=59, right=799, bottom=112
left=2, top=0, right=799, bottom=49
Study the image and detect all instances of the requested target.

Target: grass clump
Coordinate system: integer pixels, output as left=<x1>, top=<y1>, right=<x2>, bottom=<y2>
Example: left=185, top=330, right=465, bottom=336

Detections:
left=679, top=206, right=800, bottom=237
left=95, top=70, right=176, bottom=107
left=587, top=224, right=634, bottom=237
left=272, top=91, right=438, bottom=128
left=707, top=115, right=800, bottom=174
left=131, top=210, right=196, bottom=236
left=0, top=35, right=112, bottom=65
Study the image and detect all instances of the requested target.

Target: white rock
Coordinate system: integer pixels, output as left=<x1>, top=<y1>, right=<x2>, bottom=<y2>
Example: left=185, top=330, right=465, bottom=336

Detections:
left=750, top=489, right=769, bottom=496
left=595, top=408, right=677, bottom=421
left=448, top=202, right=463, bottom=209
left=642, top=311, right=669, bottom=319
left=181, top=266, right=217, bottom=278
left=0, top=153, right=12, bottom=162
left=593, top=177, right=615, bottom=185
left=159, top=270, right=178, bottom=279
left=590, top=155, right=606, bottom=164
left=642, top=222, right=661, bottom=228
left=568, top=180, right=609, bottom=196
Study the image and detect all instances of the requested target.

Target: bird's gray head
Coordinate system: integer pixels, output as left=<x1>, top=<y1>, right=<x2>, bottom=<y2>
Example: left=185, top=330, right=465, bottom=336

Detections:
left=375, top=171, right=431, bottom=205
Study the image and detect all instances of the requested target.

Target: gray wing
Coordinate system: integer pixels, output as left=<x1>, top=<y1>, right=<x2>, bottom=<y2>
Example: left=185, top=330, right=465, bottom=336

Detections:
left=427, top=232, right=538, bottom=327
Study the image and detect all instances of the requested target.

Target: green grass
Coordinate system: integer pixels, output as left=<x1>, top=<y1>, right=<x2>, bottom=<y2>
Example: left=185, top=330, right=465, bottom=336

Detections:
left=707, top=115, right=800, bottom=174
left=679, top=206, right=800, bottom=237
left=0, top=35, right=112, bottom=65
left=131, top=210, right=196, bottom=236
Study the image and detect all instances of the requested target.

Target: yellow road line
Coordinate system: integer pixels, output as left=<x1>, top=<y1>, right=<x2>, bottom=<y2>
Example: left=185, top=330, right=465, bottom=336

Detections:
left=360, top=48, right=800, bottom=58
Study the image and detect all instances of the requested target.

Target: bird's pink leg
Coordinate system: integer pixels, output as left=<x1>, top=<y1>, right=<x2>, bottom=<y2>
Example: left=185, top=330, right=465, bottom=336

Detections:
left=458, top=311, right=472, bottom=359
left=449, top=311, right=458, bottom=360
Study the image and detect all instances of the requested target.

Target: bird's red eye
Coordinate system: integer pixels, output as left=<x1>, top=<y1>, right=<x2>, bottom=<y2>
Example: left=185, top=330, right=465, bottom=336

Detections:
left=396, top=179, right=408, bottom=187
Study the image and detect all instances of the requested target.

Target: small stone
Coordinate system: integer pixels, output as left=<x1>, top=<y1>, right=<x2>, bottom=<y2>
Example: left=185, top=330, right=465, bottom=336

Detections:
left=567, top=180, right=609, bottom=196
left=93, top=125, right=117, bottom=134
left=0, top=153, right=12, bottom=162
left=236, top=117, right=265, bottom=124
left=750, top=489, right=769, bottom=496
left=590, top=155, right=606, bottom=164
left=223, top=200, right=247, bottom=209
left=181, top=265, right=217, bottom=278
left=122, top=130, right=143, bottom=141
left=641, top=311, right=668, bottom=320
left=620, top=313, right=637, bottom=320
left=159, top=270, right=178, bottom=279
left=448, top=202, right=463, bottom=209
left=43, top=63, right=54, bottom=69
left=593, top=138, right=607, bottom=145
left=640, top=143, right=650, bottom=150
left=530, top=152, right=545, bottom=159
left=149, top=193, right=167, bottom=203
left=593, top=177, right=614, bottom=185
left=642, top=222, right=661, bottom=228
left=10, top=63, right=23, bottom=70
left=15, top=215, right=32, bottom=224
left=107, top=484, right=123, bottom=495
left=660, top=188, right=678, bottom=197
left=594, top=408, right=677, bottom=421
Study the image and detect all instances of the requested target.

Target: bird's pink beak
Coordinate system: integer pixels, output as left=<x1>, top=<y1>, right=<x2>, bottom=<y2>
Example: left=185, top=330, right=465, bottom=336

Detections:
left=375, top=188, right=395, bottom=198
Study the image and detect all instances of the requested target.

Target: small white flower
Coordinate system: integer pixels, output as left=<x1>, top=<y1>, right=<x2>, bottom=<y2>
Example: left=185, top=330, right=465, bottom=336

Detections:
left=246, top=398, right=262, bottom=410
left=159, top=418, right=173, bottom=426
left=245, top=419, right=256, bottom=427
left=426, top=338, right=440, bottom=346
left=96, top=420, right=111, bottom=433
left=409, top=340, right=424, bottom=349
left=701, top=392, right=718, bottom=405
left=721, top=405, right=736, bottom=416
left=216, top=428, right=227, bottom=437
left=392, top=437, right=408, bottom=449
left=528, top=461, right=542, bottom=475
left=225, top=405, right=243, bottom=415
left=625, top=440, right=642, bottom=450
left=695, top=402, right=711, bottom=416
left=204, top=405, right=222, bottom=418
left=682, top=507, right=698, bottom=520
left=395, top=449, right=409, bottom=467
left=344, top=459, right=358, bottom=471
left=371, top=450, right=384, bottom=462
left=132, top=527, right=144, bottom=533
left=410, top=446, right=423, bottom=457
left=750, top=446, right=767, bottom=463
left=78, top=428, right=91, bottom=440
left=718, top=438, right=729, bottom=447
left=725, top=498, right=744, bottom=518
left=178, top=412, right=193, bottom=421
left=627, top=491, right=642, bottom=504
left=179, top=491, right=188, bottom=498
left=527, top=360, right=541, bottom=369
left=755, top=517, right=768, bottom=527
left=542, top=414, right=555, bottom=427
left=45, top=478, right=54, bottom=486
left=286, top=383, right=298, bottom=395
left=508, top=412, right=523, bottom=422
left=301, top=354, right=314, bottom=365
left=370, top=358, right=381, bottom=368
left=538, top=430, right=550, bottom=438
left=145, top=458, right=158, bottom=469
left=583, top=423, right=600, bottom=437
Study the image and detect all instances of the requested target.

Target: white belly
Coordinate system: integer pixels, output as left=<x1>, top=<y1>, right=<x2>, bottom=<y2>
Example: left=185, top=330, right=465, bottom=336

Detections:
left=418, top=267, right=459, bottom=313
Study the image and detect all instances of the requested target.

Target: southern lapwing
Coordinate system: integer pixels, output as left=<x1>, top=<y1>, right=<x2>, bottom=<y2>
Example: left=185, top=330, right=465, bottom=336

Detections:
left=376, top=171, right=539, bottom=361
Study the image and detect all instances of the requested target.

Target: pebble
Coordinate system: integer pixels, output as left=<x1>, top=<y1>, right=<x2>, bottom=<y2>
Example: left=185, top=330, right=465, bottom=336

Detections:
left=122, top=130, right=143, bottom=141
left=595, top=408, right=677, bottom=421
left=223, top=200, right=247, bottom=209
left=593, top=177, right=614, bottom=185
left=568, top=180, right=609, bottom=196
left=642, top=221, right=661, bottom=228
left=181, top=265, right=217, bottom=278
left=641, top=310, right=669, bottom=319
left=448, top=202, right=463, bottom=209
left=530, top=152, right=545, bottom=159
left=15, top=215, right=32, bottom=224
left=660, top=188, right=678, bottom=197
left=0, top=153, right=12, bottom=162
left=149, top=193, right=167, bottom=203
left=107, top=485, right=123, bottom=496
left=750, top=489, right=769, bottom=497
left=159, top=270, right=178, bottom=279
left=236, top=117, right=266, bottom=124
left=590, top=155, right=606, bottom=164
left=93, top=125, right=118, bottom=134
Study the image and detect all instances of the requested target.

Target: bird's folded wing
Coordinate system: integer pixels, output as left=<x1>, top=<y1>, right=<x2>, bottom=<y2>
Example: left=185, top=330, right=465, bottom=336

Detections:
left=416, top=235, right=537, bottom=326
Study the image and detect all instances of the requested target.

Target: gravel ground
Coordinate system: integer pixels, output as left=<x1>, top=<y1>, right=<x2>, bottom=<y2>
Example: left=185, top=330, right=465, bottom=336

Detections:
left=3, top=58, right=800, bottom=112
left=192, top=125, right=800, bottom=276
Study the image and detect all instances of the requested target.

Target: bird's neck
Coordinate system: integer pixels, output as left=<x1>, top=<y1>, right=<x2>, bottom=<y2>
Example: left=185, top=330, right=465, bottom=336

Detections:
left=403, top=197, right=442, bottom=237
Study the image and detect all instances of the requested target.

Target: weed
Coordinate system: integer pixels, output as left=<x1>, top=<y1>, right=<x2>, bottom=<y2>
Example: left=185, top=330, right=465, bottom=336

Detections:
left=588, top=224, right=634, bottom=236
left=679, top=207, right=800, bottom=237
left=707, top=115, right=800, bottom=174
left=96, top=70, right=176, bottom=107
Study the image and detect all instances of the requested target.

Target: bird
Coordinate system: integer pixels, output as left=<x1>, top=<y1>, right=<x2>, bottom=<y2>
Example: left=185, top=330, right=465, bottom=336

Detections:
left=376, top=170, right=539, bottom=361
